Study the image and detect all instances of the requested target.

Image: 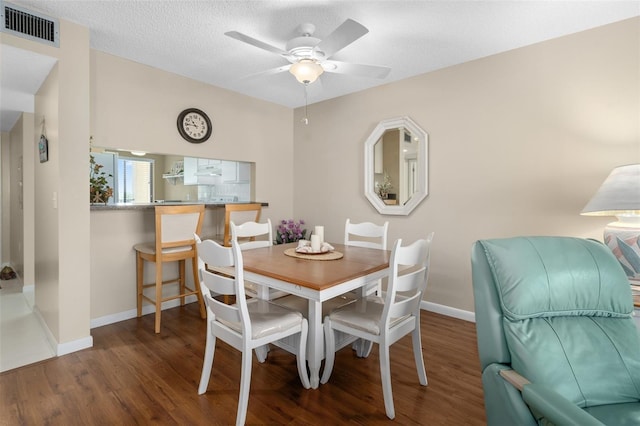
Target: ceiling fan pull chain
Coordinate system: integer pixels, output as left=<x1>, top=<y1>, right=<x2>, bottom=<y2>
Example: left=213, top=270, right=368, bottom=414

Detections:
left=302, top=84, right=309, bottom=125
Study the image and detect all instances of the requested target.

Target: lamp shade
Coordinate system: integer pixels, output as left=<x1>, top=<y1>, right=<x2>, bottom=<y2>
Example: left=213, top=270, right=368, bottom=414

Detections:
left=289, top=59, right=324, bottom=84
left=581, top=164, right=640, bottom=282
left=581, top=164, right=640, bottom=217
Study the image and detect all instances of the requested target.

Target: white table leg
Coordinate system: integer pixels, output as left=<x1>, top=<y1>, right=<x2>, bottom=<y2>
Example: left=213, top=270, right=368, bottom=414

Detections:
left=254, top=345, right=269, bottom=362
left=307, top=299, right=323, bottom=389
left=256, top=283, right=270, bottom=300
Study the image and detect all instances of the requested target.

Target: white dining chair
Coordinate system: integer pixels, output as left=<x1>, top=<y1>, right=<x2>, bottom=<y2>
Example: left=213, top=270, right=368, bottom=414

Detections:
left=231, top=219, right=272, bottom=250
left=344, top=218, right=389, bottom=296
left=321, top=233, right=434, bottom=420
left=231, top=219, right=288, bottom=300
left=222, top=203, right=262, bottom=247
left=344, top=218, right=389, bottom=250
left=195, top=235, right=310, bottom=426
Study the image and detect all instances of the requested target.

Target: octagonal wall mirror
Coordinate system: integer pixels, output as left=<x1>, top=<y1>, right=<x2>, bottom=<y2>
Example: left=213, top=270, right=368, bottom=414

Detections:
left=364, top=116, right=429, bottom=215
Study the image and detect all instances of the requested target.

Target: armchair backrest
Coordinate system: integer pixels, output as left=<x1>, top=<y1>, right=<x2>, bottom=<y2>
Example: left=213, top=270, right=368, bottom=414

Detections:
left=472, top=236, right=640, bottom=409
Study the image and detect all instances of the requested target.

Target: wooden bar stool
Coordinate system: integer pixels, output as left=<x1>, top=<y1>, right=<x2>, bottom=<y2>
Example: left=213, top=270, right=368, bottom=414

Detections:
left=134, top=204, right=207, bottom=333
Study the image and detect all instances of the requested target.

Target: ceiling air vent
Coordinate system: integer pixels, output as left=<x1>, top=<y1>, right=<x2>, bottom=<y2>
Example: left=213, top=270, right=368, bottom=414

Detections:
left=1, top=1, right=59, bottom=47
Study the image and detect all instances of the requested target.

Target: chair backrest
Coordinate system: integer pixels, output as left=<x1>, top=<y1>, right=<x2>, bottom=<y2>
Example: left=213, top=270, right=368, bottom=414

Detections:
left=196, top=236, right=251, bottom=337
left=223, top=203, right=262, bottom=247
left=472, top=236, right=640, bottom=409
left=382, top=233, right=434, bottom=325
left=344, top=218, right=389, bottom=250
left=155, top=204, right=205, bottom=256
left=231, top=219, right=273, bottom=250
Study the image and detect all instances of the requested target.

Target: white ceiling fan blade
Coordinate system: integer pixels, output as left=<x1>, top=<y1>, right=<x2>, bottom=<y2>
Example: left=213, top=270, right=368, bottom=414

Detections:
left=225, top=31, right=291, bottom=57
left=314, top=19, right=369, bottom=59
left=323, top=60, right=391, bottom=79
left=239, top=64, right=291, bottom=80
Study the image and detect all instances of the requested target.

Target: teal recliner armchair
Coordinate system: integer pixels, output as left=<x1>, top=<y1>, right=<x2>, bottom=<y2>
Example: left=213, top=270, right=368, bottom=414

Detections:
left=472, top=236, right=640, bottom=425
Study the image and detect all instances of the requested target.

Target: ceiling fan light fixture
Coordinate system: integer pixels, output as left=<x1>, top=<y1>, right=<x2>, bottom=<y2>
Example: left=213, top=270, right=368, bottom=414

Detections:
left=289, top=59, right=324, bottom=84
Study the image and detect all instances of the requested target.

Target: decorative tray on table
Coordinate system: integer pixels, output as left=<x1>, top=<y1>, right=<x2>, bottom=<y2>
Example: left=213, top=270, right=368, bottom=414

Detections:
left=284, top=241, right=343, bottom=260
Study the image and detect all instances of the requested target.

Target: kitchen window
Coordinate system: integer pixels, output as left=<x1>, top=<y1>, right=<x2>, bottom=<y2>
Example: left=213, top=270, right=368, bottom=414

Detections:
left=117, top=157, right=153, bottom=203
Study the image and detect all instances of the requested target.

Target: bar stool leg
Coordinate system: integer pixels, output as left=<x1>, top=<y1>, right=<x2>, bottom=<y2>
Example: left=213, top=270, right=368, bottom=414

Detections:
left=136, top=252, right=144, bottom=317
left=179, top=259, right=186, bottom=306
left=155, top=260, right=162, bottom=333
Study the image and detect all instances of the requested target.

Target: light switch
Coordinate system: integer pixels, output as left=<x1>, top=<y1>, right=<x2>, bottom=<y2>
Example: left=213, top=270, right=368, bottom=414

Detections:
left=52, top=191, right=57, bottom=209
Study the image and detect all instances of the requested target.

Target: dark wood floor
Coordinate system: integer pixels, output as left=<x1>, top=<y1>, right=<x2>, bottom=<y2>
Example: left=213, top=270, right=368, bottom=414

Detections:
left=0, top=303, right=486, bottom=425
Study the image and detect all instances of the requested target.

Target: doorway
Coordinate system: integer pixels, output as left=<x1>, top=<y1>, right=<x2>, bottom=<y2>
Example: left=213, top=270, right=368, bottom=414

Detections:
left=1, top=44, right=58, bottom=371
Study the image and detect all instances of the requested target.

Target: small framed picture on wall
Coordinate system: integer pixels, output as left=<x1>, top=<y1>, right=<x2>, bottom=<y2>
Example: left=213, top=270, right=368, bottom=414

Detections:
left=39, top=134, right=48, bottom=163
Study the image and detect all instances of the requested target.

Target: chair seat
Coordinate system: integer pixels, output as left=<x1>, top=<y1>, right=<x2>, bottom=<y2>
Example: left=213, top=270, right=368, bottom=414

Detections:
left=330, top=296, right=409, bottom=335
left=133, top=242, right=194, bottom=255
left=219, top=299, right=304, bottom=340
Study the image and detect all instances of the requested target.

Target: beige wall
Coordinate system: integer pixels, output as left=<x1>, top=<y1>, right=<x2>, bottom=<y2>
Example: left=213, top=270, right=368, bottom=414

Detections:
left=6, top=113, right=35, bottom=282
left=90, top=50, right=295, bottom=223
left=34, top=63, right=61, bottom=336
left=88, top=51, right=295, bottom=320
left=292, top=18, right=640, bottom=313
left=2, top=16, right=638, bottom=343
left=0, top=131, right=8, bottom=266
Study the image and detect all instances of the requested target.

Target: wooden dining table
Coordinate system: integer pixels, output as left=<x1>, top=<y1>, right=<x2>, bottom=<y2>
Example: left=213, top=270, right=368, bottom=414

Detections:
left=240, top=242, right=390, bottom=388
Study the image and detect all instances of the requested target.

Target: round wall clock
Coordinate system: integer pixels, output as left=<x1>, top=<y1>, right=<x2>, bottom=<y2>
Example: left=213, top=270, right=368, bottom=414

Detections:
left=177, top=108, right=212, bottom=143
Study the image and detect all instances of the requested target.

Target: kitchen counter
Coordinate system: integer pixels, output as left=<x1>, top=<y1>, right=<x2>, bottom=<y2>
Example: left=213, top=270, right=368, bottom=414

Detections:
left=90, top=201, right=268, bottom=211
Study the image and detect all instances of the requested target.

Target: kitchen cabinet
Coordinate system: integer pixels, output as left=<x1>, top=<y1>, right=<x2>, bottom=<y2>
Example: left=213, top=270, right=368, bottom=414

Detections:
left=222, top=160, right=251, bottom=183
left=183, top=157, right=197, bottom=185
left=184, top=157, right=222, bottom=185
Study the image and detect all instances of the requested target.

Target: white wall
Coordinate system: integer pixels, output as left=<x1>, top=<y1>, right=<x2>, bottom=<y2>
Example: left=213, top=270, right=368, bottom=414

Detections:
left=292, top=18, right=640, bottom=313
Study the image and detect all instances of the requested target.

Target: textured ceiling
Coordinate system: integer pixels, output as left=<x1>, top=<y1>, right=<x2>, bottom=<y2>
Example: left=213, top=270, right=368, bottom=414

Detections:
left=2, top=1, right=639, bottom=132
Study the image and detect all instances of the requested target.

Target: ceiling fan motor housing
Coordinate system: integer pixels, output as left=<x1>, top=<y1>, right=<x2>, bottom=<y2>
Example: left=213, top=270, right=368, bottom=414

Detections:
left=286, top=36, right=324, bottom=60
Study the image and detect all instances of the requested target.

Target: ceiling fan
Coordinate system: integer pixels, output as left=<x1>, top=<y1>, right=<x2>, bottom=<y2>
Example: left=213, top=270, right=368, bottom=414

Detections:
left=225, top=19, right=391, bottom=85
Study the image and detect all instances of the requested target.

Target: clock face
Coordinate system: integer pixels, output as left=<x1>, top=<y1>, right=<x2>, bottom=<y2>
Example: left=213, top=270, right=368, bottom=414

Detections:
left=177, top=108, right=212, bottom=143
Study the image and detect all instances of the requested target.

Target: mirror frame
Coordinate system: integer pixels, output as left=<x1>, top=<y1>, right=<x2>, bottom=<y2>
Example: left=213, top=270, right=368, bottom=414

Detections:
left=364, top=116, right=429, bottom=215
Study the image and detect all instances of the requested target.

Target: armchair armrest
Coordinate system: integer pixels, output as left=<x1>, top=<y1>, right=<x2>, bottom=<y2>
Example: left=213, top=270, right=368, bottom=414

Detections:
left=500, top=369, right=605, bottom=426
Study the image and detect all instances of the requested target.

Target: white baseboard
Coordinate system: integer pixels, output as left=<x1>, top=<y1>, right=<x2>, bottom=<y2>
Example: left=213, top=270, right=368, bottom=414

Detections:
left=32, top=305, right=58, bottom=353
left=57, top=336, right=93, bottom=356
left=91, top=295, right=473, bottom=330
left=90, top=294, right=199, bottom=329
left=33, top=304, right=94, bottom=356
left=421, top=300, right=476, bottom=323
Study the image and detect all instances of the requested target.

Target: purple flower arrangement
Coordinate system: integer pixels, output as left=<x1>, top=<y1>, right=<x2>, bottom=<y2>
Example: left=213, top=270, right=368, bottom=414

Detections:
left=275, top=219, right=308, bottom=244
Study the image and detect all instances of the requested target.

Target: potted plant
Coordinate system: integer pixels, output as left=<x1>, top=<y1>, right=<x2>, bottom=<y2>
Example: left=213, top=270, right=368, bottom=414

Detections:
left=275, top=219, right=308, bottom=244
left=376, top=171, right=393, bottom=199
left=90, top=154, right=113, bottom=204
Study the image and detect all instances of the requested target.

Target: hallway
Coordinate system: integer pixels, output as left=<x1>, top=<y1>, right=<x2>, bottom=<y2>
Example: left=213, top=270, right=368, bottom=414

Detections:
left=0, top=277, right=55, bottom=372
